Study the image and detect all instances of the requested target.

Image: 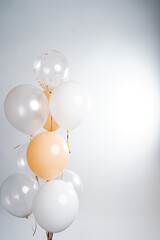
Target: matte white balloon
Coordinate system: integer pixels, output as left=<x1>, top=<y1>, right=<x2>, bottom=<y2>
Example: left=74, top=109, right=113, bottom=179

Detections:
left=0, top=173, right=38, bottom=218
left=33, top=180, right=79, bottom=233
left=49, top=81, right=90, bottom=130
left=57, top=169, right=82, bottom=199
left=4, top=85, right=49, bottom=135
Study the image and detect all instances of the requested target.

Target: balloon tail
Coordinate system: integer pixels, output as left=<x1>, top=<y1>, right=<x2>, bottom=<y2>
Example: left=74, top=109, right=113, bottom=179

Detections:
left=46, top=85, right=53, bottom=94
left=67, top=130, right=71, bottom=153
left=30, top=135, right=34, bottom=141
left=61, top=172, right=63, bottom=180
left=49, top=233, right=53, bottom=240
left=50, top=233, right=53, bottom=240
left=46, top=232, right=53, bottom=240
left=35, top=176, right=40, bottom=186
left=46, top=232, right=49, bottom=240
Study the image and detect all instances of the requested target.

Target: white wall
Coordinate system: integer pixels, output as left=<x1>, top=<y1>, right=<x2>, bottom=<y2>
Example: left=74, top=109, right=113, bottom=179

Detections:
left=0, top=0, right=160, bottom=239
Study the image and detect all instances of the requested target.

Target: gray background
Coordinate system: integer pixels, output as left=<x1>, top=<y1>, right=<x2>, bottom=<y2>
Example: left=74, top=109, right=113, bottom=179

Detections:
left=0, top=0, right=160, bottom=239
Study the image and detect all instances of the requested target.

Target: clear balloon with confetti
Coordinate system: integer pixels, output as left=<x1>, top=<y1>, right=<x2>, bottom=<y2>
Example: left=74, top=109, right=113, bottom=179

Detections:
left=34, top=50, right=69, bottom=92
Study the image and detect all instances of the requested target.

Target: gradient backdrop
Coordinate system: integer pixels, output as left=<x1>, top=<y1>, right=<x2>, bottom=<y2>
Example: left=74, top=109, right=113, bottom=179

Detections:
left=0, top=0, right=160, bottom=239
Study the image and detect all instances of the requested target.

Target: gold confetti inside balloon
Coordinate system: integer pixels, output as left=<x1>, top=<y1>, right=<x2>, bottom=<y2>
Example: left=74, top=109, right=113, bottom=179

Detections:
left=34, top=50, right=69, bottom=92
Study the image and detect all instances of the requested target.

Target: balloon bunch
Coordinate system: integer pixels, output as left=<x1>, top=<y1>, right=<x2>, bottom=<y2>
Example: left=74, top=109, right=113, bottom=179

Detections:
left=1, top=50, right=90, bottom=240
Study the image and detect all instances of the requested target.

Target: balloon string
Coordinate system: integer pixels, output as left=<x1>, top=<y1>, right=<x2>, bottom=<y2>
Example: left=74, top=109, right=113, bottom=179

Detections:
left=61, top=172, right=63, bottom=180
left=67, top=130, right=71, bottom=153
left=26, top=215, right=37, bottom=236
left=61, top=130, right=71, bottom=180
left=12, top=144, right=21, bottom=150
left=32, top=217, right=37, bottom=236
left=51, top=114, right=53, bottom=131
left=12, top=135, right=33, bottom=150
left=46, top=232, right=49, bottom=240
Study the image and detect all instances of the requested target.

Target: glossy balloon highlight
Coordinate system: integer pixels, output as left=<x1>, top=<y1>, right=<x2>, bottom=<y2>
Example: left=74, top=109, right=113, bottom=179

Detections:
left=33, top=180, right=79, bottom=233
left=27, top=132, right=69, bottom=180
left=16, top=142, right=34, bottom=176
left=57, top=169, right=82, bottom=199
left=4, top=85, right=49, bottom=136
left=49, top=81, right=90, bottom=130
left=0, top=173, right=38, bottom=218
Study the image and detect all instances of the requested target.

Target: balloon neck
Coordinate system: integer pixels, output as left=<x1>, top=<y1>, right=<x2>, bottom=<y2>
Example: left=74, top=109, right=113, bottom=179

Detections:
left=46, top=232, right=53, bottom=240
left=46, top=84, right=54, bottom=93
left=35, top=176, right=40, bottom=186
left=61, top=172, right=63, bottom=180
left=30, top=135, right=34, bottom=141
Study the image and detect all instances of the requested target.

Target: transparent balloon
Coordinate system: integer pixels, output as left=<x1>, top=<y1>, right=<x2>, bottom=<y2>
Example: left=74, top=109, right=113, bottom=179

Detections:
left=4, top=85, right=49, bottom=136
left=33, top=180, right=79, bottom=233
left=17, top=142, right=34, bottom=176
left=34, top=50, right=69, bottom=92
left=57, top=169, right=82, bottom=199
left=0, top=173, right=38, bottom=218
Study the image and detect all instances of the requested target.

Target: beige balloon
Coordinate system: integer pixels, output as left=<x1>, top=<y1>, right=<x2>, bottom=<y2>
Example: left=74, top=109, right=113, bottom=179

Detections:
left=43, top=90, right=59, bottom=132
left=27, top=132, right=69, bottom=180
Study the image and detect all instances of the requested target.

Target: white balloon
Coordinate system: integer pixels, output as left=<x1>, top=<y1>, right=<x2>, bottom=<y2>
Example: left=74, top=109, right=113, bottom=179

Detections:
left=49, top=81, right=90, bottom=130
left=33, top=180, right=79, bottom=233
left=4, top=85, right=49, bottom=135
left=0, top=173, right=38, bottom=218
left=57, top=169, right=82, bottom=199
left=17, top=142, right=34, bottom=176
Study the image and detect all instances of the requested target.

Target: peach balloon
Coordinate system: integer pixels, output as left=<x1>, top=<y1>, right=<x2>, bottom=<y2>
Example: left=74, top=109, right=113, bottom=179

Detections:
left=27, top=132, right=69, bottom=180
left=43, top=91, right=59, bottom=131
